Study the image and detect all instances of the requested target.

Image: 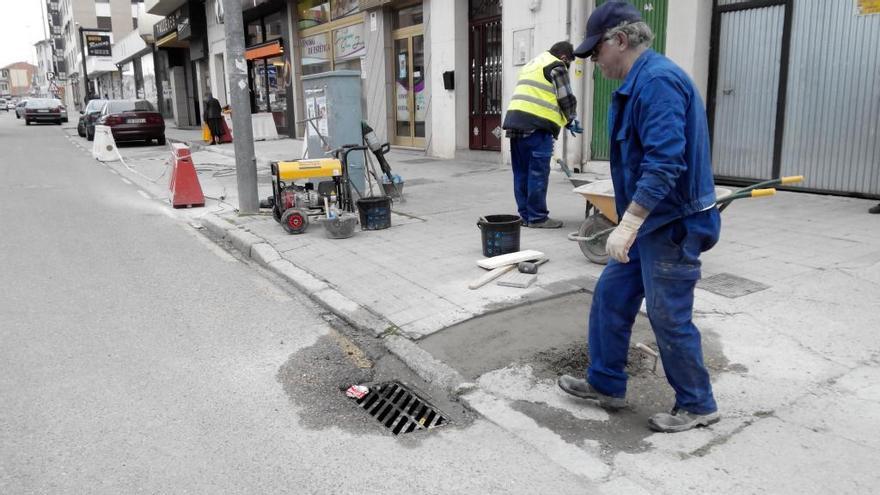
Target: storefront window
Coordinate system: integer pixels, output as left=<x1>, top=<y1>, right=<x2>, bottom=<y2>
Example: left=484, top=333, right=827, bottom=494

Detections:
left=121, top=61, right=136, bottom=99
left=301, top=32, right=331, bottom=75
left=142, top=52, right=157, bottom=108
left=330, top=0, right=358, bottom=20
left=394, top=4, right=423, bottom=29
left=298, top=0, right=329, bottom=30
left=264, top=12, right=283, bottom=42
left=247, top=20, right=264, bottom=46
left=267, top=56, right=287, bottom=129
left=251, top=60, right=269, bottom=113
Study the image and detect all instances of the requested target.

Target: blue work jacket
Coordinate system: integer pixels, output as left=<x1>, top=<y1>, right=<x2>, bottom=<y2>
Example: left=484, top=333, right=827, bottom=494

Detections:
left=608, top=49, right=716, bottom=236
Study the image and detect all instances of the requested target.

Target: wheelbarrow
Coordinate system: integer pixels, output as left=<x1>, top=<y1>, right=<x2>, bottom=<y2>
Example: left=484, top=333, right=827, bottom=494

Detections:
left=567, top=175, right=804, bottom=264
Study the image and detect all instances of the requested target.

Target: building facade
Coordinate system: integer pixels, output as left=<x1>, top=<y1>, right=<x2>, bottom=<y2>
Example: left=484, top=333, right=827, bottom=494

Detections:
left=0, top=63, right=37, bottom=99
left=141, top=0, right=879, bottom=197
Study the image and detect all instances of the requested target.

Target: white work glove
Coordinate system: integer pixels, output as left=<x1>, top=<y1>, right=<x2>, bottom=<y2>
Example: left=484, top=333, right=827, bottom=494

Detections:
left=606, top=211, right=645, bottom=263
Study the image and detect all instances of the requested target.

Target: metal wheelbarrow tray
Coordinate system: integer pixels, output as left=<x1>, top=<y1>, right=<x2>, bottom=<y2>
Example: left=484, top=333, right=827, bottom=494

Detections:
left=567, top=175, right=804, bottom=265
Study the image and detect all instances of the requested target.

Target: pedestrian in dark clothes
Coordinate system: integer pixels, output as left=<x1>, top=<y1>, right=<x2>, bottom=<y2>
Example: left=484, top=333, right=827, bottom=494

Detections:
left=203, top=92, right=224, bottom=145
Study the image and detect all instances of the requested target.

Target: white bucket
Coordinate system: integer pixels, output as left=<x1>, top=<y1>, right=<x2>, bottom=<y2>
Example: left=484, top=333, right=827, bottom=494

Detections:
left=92, top=125, right=118, bottom=162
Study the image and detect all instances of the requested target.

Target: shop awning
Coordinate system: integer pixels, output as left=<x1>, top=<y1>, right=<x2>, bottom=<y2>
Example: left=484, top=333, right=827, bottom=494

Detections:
left=246, top=40, right=283, bottom=60
left=156, top=31, right=189, bottom=49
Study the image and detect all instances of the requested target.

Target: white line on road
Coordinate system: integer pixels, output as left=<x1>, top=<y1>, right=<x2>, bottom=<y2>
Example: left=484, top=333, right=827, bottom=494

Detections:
left=108, top=168, right=119, bottom=175
left=120, top=178, right=132, bottom=185
left=137, top=190, right=151, bottom=200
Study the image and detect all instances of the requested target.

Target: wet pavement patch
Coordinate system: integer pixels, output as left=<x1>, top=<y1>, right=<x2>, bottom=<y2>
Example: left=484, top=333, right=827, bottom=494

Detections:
left=351, top=381, right=448, bottom=435
left=277, top=317, right=473, bottom=438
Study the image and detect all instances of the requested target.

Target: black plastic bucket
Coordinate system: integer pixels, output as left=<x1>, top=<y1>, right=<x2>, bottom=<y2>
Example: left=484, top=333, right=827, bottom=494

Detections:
left=356, top=196, right=392, bottom=230
left=477, top=214, right=521, bottom=257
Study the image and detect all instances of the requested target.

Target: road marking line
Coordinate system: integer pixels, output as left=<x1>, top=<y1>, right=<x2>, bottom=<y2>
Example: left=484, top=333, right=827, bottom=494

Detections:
left=137, top=190, right=151, bottom=199
left=120, top=178, right=132, bottom=185
left=108, top=168, right=119, bottom=175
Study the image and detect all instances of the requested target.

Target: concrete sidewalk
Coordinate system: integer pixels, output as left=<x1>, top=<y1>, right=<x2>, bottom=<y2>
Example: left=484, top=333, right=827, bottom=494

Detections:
left=103, top=124, right=880, bottom=492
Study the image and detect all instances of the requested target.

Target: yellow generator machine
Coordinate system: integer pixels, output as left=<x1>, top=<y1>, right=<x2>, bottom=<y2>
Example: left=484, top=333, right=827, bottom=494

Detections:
left=270, top=158, right=351, bottom=234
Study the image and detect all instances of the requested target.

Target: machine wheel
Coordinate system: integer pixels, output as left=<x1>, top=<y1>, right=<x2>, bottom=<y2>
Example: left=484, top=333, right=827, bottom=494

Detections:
left=281, top=208, right=309, bottom=234
left=577, top=215, right=615, bottom=265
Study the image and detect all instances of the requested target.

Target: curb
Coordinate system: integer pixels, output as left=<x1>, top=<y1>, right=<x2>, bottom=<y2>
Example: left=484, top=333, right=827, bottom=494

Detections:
left=198, top=213, right=471, bottom=395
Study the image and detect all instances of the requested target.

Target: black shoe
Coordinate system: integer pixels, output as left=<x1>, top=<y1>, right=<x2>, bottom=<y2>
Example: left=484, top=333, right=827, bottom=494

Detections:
left=869, top=203, right=880, bottom=214
left=557, top=375, right=626, bottom=410
left=524, top=217, right=563, bottom=229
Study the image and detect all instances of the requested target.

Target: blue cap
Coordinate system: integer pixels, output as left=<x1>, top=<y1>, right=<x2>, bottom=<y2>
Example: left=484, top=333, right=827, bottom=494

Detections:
left=574, top=1, right=643, bottom=58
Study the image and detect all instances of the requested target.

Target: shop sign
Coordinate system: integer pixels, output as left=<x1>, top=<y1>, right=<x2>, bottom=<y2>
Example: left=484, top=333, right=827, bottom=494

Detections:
left=333, top=23, right=365, bottom=61
left=858, top=0, right=880, bottom=15
left=301, top=33, right=331, bottom=65
left=154, top=13, right=179, bottom=39
left=85, top=34, right=111, bottom=57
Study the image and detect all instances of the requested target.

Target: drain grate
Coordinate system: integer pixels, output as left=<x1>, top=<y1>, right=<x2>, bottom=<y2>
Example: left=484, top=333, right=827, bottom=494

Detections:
left=698, top=273, right=769, bottom=298
left=352, top=382, right=447, bottom=435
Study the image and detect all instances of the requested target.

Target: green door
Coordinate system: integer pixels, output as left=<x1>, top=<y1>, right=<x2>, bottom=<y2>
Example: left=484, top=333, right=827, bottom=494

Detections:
left=590, top=0, right=667, bottom=160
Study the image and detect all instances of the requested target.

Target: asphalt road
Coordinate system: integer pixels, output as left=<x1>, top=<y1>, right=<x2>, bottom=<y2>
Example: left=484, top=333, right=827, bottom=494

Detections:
left=0, top=115, right=590, bottom=493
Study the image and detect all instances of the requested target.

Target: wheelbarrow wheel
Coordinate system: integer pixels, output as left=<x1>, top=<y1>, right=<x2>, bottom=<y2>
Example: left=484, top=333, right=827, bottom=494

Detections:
left=578, top=215, right=614, bottom=265
left=281, top=208, right=309, bottom=234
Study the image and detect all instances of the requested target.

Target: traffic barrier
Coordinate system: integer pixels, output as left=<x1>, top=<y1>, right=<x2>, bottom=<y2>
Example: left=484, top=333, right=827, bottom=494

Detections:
left=168, top=143, right=205, bottom=208
left=92, top=125, right=118, bottom=161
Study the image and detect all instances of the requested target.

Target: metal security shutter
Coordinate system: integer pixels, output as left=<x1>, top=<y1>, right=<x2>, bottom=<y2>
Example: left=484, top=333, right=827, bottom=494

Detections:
left=590, top=0, right=667, bottom=161
left=711, top=5, right=785, bottom=180
left=780, top=0, right=880, bottom=195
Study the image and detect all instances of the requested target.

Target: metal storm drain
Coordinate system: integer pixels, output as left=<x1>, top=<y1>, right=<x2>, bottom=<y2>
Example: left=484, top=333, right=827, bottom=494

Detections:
left=347, top=382, right=447, bottom=435
left=698, top=273, right=770, bottom=298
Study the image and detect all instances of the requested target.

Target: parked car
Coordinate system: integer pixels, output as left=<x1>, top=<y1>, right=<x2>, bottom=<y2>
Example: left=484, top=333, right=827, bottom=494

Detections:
left=60, top=104, right=68, bottom=123
left=15, top=100, right=28, bottom=119
left=0, top=98, right=8, bottom=112
left=95, top=99, right=165, bottom=145
left=78, top=99, right=107, bottom=138
left=23, top=98, right=65, bottom=125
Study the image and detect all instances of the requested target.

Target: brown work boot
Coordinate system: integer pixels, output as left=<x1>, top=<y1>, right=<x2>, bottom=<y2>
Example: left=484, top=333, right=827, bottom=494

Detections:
left=557, top=375, right=626, bottom=410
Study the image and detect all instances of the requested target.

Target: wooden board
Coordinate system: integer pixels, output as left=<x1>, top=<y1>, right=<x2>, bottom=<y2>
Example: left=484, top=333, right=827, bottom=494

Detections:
left=477, top=250, right=546, bottom=270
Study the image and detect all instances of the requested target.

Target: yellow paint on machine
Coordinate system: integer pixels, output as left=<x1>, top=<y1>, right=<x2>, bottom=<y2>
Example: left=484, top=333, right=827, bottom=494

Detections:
left=859, top=0, right=880, bottom=15
left=273, top=159, right=342, bottom=180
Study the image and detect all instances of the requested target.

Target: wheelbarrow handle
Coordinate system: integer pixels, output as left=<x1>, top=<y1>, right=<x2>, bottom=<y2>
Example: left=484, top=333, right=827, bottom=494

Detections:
left=781, top=175, right=804, bottom=185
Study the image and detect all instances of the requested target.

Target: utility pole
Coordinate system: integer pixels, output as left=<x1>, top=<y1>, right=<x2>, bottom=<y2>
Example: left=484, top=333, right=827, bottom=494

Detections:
left=79, top=26, right=90, bottom=106
left=221, top=0, right=259, bottom=214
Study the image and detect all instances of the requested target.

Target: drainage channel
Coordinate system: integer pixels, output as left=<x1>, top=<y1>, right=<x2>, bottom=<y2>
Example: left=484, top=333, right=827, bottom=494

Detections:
left=350, top=381, right=448, bottom=435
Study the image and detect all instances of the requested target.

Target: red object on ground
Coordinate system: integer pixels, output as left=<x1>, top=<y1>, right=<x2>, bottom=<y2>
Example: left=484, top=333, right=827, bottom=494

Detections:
left=168, top=143, right=205, bottom=208
left=220, top=114, right=233, bottom=142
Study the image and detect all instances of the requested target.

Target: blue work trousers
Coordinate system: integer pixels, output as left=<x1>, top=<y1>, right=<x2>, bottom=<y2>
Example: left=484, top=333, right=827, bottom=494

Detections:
left=587, top=208, right=721, bottom=415
left=510, top=131, right=553, bottom=224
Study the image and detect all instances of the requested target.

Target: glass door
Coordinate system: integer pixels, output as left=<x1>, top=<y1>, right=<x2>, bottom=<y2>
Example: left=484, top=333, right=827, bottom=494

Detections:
left=392, top=27, right=425, bottom=148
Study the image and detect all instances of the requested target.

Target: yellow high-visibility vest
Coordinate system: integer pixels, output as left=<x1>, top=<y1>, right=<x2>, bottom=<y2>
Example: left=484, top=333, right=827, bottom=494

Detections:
left=506, top=51, right=567, bottom=129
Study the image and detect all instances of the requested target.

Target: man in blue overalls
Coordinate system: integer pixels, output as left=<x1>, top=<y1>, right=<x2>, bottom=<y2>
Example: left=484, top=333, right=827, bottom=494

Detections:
left=557, top=2, right=722, bottom=433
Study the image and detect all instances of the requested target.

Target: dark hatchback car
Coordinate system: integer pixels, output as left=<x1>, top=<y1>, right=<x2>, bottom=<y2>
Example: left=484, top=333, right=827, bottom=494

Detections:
left=78, top=99, right=108, bottom=139
left=96, top=99, right=165, bottom=145
left=23, top=98, right=65, bottom=125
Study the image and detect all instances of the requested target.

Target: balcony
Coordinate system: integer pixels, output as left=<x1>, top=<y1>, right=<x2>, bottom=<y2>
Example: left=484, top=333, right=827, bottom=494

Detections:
left=145, top=0, right=187, bottom=16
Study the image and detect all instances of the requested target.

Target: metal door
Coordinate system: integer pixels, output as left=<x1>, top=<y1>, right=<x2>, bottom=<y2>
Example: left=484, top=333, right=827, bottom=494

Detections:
left=392, top=27, right=426, bottom=148
left=709, top=3, right=786, bottom=181
left=590, top=0, right=668, bottom=160
left=779, top=0, right=880, bottom=195
left=469, top=16, right=502, bottom=151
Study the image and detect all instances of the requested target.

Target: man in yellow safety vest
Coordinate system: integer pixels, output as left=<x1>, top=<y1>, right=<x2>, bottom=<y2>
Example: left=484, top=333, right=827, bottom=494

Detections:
left=502, top=41, right=582, bottom=229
